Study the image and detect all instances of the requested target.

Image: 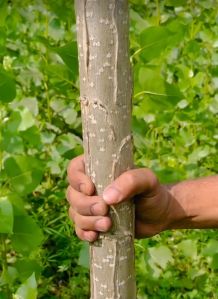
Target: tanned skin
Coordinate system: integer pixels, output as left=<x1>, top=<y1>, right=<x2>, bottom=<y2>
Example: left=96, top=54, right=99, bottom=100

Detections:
left=66, top=155, right=218, bottom=242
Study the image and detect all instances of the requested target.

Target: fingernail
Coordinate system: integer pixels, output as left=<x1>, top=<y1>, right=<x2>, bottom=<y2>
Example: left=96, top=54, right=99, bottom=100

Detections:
left=102, top=187, right=121, bottom=205
left=95, top=218, right=109, bottom=232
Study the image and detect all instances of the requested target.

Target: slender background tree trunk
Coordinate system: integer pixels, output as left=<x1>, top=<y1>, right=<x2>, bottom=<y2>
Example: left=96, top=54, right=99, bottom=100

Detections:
left=75, top=1, right=136, bottom=298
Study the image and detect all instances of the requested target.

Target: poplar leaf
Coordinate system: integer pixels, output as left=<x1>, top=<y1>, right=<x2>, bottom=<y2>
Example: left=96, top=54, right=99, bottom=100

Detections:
left=17, top=108, right=35, bottom=131
left=137, top=67, right=183, bottom=110
left=12, top=214, right=43, bottom=253
left=149, top=245, right=173, bottom=270
left=0, top=196, right=13, bottom=234
left=4, top=156, right=44, bottom=195
left=78, top=242, right=89, bottom=269
left=55, top=41, right=78, bottom=78
left=0, top=68, right=16, bottom=103
left=177, top=240, right=197, bottom=258
left=15, top=273, right=37, bottom=299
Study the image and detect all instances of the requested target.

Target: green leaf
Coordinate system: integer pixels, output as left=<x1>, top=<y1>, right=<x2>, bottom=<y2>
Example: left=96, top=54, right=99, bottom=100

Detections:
left=78, top=242, right=89, bottom=269
left=12, top=214, right=43, bottom=253
left=15, top=259, right=41, bottom=281
left=166, top=19, right=187, bottom=44
left=0, top=196, right=13, bottom=234
left=17, top=108, right=35, bottom=131
left=139, top=26, right=169, bottom=62
left=136, top=67, right=183, bottom=111
left=20, top=126, right=42, bottom=149
left=211, top=254, right=218, bottom=270
left=4, top=110, right=22, bottom=133
left=4, top=156, right=44, bottom=195
left=47, top=0, right=75, bottom=22
left=130, top=9, right=149, bottom=33
left=15, top=273, right=37, bottom=299
left=177, top=240, right=197, bottom=258
left=0, top=266, right=18, bottom=286
left=165, top=0, right=187, bottom=7
left=36, top=38, right=78, bottom=79
left=148, top=245, right=173, bottom=270
left=0, top=0, right=8, bottom=26
left=0, top=26, right=6, bottom=55
left=188, top=146, right=211, bottom=163
left=0, top=67, right=16, bottom=103
left=17, top=97, right=39, bottom=116
left=136, top=20, right=187, bottom=63
left=0, top=131, right=24, bottom=154
left=56, top=133, right=82, bottom=156
left=55, top=41, right=78, bottom=77
left=202, top=240, right=218, bottom=256
left=7, top=193, right=25, bottom=216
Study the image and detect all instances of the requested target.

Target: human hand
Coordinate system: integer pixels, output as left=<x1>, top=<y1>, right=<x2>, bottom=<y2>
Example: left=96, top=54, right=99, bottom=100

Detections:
left=66, top=155, right=173, bottom=242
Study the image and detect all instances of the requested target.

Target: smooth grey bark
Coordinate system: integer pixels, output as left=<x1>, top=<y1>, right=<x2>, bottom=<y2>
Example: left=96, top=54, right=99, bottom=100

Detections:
left=75, top=1, right=136, bottom=298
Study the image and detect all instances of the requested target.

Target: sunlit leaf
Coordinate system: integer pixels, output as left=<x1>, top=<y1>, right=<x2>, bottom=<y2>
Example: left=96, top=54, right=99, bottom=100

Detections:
left=148, top=245, right=173, bottom=270
left=202, top=240, right=218, bottom=256
left=17, top=108, right=35, bottom=131
left=15, top=273, right=37, bottom=299
left=177, top=240, right=197, bottom=258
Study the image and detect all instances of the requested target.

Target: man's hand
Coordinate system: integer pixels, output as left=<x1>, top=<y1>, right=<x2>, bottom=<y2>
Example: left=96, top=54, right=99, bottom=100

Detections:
left=66, top=155, right=173, bottom=242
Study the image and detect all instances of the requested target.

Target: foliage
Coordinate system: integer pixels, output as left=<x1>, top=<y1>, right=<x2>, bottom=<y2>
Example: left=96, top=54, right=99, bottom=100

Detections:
left=0, top=0, right=217, bottom=298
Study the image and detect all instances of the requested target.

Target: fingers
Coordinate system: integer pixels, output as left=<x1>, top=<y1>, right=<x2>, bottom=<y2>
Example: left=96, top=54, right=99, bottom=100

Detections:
left=66, top=185, right=108, bottom=216
left=67, top=155, right=95, bottom=196
left=69, top=207, right=99, bottom=242
left=69, top=207, right=112, bottom=240
left=75, top=227, right=99, bottom=242
left=102, top=168, right=159, bottom=205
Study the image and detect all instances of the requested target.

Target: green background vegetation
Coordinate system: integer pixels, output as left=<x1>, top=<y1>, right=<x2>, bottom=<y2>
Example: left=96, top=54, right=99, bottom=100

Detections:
left=0, top=0, right=218, bottom=298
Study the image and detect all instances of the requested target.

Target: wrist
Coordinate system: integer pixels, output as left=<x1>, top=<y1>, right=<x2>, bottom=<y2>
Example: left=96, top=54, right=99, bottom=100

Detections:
left=165, top=183, right=194, bottom=229
left=165, top=176, right=218, bottom=230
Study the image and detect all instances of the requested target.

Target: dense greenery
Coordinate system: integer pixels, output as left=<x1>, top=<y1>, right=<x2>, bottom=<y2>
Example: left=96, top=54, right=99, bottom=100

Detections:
left=0, top=0, right=217, bottom=298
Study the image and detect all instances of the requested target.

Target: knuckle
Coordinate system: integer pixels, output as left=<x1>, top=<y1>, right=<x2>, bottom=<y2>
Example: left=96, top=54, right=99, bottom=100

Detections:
left=124, top=171, right=136, bottom=188
left=75, top=227, right=85, bottom=240
left=75, top=194, right=87, bottom=213
left=74, top=213, right=87, bottom=229
left=143, top=168, right=159, bottom=188
left=66, top=187, right=87, bottom=212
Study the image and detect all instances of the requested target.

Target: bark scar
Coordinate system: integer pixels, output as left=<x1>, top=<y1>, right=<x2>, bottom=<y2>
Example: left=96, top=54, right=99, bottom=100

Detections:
left=112, top=0, right=118, bottom=105
left=111, top=134, right=132, bottom=180
left=83, top=0, right=90, bottom=75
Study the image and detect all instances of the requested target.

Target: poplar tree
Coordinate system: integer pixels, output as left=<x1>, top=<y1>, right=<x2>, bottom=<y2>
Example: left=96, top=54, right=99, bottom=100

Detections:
left=75, top=1, right=136, bottom=298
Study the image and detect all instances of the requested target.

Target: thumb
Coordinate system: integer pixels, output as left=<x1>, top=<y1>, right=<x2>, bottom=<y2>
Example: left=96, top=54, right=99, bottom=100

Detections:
left=102, top=168, right=158, bottom=205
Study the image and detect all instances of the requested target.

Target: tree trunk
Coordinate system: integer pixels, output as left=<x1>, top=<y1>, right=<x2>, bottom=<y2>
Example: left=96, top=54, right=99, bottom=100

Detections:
left=75, top=1, right=136, bottom=298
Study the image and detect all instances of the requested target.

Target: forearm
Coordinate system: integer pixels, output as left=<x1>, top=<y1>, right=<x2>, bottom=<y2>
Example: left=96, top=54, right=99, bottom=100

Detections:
left=167, top=176, right=218, bottom=230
